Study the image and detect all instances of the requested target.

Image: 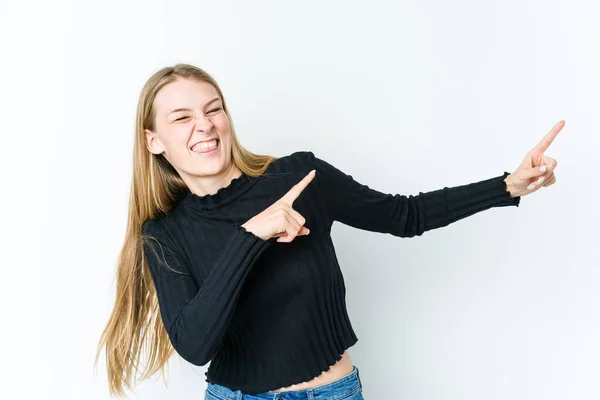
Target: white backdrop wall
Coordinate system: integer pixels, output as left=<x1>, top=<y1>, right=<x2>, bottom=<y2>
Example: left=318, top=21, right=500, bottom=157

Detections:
left=2, top=0, right=598, bottom=399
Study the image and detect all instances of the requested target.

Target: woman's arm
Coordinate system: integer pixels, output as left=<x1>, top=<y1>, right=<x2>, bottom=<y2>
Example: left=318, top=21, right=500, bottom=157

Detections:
left=142, top=221, right=271, bottom=366
left=308, top=151, right=520, bottom=237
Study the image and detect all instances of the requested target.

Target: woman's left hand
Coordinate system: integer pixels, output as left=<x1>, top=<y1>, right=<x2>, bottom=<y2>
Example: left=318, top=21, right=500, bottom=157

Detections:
left=504, top=120, right=565, bottom=198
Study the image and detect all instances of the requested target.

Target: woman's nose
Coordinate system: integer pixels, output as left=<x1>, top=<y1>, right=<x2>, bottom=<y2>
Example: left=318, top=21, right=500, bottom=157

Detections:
left=193, top=114, right=213, bottom=130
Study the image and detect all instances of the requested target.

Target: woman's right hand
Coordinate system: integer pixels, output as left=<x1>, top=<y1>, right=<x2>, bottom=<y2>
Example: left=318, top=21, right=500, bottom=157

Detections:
left=241, top=170, right=316, bottom=243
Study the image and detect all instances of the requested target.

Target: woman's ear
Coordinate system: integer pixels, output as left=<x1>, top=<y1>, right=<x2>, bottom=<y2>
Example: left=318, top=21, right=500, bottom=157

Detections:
left=144, top=129, right=165, bottom=155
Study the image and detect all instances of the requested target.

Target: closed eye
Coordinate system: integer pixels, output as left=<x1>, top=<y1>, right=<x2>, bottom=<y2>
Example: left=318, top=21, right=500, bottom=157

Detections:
left=174, top=108, right=222, bottom=122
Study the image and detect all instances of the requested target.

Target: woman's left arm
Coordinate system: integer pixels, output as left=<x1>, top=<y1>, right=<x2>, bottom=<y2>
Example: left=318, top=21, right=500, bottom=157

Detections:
left=309, top=120, right=563, bottom=237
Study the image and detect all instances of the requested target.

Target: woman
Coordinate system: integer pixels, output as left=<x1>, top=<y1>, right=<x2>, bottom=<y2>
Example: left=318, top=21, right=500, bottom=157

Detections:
left=95, top=63, right=562, bottom=400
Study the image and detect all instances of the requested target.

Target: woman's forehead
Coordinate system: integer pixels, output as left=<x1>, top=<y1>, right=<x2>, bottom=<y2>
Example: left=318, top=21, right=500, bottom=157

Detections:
left=155, top=79, right=220, bottom=114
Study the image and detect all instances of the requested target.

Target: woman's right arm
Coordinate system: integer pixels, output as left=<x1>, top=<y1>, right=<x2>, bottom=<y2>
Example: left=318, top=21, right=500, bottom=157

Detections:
left=142, top=221, right=272, bottom=366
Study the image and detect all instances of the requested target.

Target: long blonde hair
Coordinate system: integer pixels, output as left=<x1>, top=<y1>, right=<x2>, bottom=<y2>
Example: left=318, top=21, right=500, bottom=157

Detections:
left=94, top=64, right=277, bottom=398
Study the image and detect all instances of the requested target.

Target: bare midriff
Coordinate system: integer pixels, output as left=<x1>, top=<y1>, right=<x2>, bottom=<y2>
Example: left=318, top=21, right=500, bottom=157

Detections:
left=268, top=350, right=354, bottom=393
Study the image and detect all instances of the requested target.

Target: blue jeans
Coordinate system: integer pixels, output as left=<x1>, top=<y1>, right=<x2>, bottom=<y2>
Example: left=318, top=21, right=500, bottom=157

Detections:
left=205, top=365, right=364, bottom=400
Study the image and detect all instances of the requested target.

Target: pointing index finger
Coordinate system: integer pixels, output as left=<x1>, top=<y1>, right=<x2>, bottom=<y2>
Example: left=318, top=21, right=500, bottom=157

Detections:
left=281, top=170, right=316, bottom=205
left=534, top=120, right=565, bottom=153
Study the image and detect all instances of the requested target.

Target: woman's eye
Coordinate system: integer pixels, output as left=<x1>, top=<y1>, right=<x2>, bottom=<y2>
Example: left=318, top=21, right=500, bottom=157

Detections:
left=174, top=108, right=221, bottom=122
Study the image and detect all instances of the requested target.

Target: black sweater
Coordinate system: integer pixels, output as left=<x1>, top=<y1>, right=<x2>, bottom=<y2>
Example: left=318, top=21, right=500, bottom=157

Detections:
left=141, top=150, right=520, bottom=394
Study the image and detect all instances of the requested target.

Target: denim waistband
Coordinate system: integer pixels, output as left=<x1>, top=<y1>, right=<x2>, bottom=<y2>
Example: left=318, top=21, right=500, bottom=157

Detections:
left=206, top=365, right=362, bottom=400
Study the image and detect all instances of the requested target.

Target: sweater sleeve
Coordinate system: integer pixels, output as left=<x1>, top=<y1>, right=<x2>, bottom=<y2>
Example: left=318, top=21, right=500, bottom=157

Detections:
left=141, top=221, right=272, bottom=366
left=308, top=151, right=520, bottom=237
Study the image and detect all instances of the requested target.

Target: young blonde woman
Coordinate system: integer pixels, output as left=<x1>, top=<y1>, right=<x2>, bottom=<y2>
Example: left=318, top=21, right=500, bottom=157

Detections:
left=95, top=63, right=562, bottom=400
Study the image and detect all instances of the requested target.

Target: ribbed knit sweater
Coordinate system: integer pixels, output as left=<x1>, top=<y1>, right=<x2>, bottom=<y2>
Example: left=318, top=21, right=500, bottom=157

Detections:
left=141, top=150, right=521, bottom=394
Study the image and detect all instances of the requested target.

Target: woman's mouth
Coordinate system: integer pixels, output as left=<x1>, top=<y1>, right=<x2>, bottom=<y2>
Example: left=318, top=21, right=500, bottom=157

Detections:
left=191, top=139, right=219, bottom=154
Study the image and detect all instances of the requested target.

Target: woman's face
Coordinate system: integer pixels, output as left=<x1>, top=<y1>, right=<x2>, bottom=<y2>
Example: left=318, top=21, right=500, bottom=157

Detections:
left=144, top=78, right=234, bottom=182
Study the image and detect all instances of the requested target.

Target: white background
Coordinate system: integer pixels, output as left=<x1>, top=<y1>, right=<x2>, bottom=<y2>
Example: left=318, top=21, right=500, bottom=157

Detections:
left=2, top=0, right=598, bottom=399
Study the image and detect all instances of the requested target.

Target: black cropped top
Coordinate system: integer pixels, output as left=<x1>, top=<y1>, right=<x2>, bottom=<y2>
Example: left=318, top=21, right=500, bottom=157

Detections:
left=141, top=150, right=520, bottom=393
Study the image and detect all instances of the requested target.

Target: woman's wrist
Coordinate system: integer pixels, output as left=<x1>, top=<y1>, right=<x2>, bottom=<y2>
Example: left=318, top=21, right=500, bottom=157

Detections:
left=503, top=174, right=520, bottom=198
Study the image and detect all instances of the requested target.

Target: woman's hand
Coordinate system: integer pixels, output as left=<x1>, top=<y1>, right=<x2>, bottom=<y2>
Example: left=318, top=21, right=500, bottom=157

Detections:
left=241, top=170, right=316, bottom=242
left=504, top=120, right=564, bottom=198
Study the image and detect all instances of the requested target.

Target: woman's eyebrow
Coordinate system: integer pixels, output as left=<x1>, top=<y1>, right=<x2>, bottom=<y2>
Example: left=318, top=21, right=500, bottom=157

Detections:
left=167, top=97, right=221, bottom=115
